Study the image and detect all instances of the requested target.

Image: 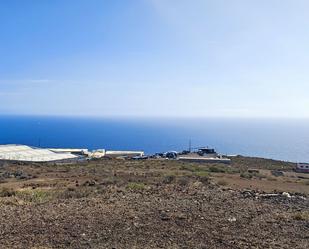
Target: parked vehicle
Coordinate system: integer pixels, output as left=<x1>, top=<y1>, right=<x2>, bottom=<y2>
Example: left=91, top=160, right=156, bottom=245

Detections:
left=132, top=156, right=149, bottom=160
left=197, top=148, right=218, bottom=157
left=164, top=151, right=178, bottom=159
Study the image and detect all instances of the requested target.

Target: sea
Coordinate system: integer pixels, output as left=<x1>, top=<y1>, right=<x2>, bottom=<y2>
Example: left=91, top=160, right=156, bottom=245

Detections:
left=0, top=115, right=308, bottom=163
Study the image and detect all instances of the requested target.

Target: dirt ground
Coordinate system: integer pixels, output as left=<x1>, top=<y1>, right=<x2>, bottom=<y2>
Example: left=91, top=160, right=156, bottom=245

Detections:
left=0, top=157, right=308, bottom=249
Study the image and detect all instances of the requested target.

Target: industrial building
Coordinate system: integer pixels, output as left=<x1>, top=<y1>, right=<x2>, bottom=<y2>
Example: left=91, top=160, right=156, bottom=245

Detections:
left=0, top=145, right=78, bottom=162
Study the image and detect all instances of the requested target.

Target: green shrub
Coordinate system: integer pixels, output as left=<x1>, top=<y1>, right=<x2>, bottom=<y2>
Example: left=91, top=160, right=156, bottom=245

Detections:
left=16, top=189, right=53, bottom=204
left=254, top=173, right=267, bottom=179
left=194, top=171, right=210, bottom=177
left=240, top=172, right=253, bottom=179
left=126, top=182, right=146, bottom=191
left=208, top=166, right=226, bottom=173
left=180, top=164, right=200, bottom=172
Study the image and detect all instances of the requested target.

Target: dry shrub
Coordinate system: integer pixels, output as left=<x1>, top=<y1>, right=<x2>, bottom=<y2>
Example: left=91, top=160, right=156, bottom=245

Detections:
left=57, top=187, right=93, bottom=199
left=177, top=176, right=190, bottom=186
left=100, top=177, right=118, bottom=186
left=162, top=175, right=175, bottom=184
left=0, top=187, right=16, bottom=197
left=291, top=211, right=309, bottom=221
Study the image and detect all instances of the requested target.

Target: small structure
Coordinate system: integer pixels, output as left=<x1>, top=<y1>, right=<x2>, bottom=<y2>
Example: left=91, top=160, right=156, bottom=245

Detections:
left=177, top=147, right=231, bottom=164
left=104, top=150, right=144, bottom=159
left=295, top=163, right=309, bottom=173
left=197, top=148, right=218, bottom=158
left=89, top=149, right=106, bottom=159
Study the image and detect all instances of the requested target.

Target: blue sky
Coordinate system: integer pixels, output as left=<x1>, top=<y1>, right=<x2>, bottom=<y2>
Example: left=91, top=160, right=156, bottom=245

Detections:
left=0, top=0, right=308, bottom=117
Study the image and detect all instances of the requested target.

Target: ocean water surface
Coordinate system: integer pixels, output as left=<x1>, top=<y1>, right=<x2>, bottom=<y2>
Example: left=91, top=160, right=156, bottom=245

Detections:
left=0, top=116, right=308, bottom=162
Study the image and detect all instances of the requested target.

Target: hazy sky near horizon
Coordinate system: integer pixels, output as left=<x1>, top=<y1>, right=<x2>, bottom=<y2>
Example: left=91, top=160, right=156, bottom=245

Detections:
left=0, top=0, right=309, bottom=118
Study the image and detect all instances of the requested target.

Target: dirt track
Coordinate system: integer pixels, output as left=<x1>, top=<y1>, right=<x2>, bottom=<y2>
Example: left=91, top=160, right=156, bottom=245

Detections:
left=0, top=157, right=307, bottom=249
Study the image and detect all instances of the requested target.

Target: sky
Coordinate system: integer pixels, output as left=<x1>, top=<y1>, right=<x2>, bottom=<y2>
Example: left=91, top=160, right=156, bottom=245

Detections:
left=0, top=0, right=309, bottom=118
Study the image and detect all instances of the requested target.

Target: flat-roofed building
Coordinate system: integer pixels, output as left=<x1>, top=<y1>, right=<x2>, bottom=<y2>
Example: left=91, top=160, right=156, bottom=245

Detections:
left=296, top=163, right=309, bottom=173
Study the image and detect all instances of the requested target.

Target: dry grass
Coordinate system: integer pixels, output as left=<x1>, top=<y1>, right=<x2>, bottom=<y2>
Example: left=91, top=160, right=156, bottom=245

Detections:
left=291, top=211, right=309, bottom=221
left=217, top=179, right=228, bottom=186
left=162, top=174, right=176, bottom=184
left=16, top=189, right=53, bottom=204
left=126, top=182, right=146, bottom=191
left=0, top=187, right=16, bottom=197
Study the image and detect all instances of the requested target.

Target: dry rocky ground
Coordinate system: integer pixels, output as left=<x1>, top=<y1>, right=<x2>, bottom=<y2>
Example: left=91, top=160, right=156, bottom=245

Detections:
left=0, top=157, right=307, bottom=249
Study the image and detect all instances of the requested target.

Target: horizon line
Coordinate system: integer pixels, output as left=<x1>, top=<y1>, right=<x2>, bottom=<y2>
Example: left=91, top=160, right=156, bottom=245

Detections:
left=1, top=113, right=309, bottom=120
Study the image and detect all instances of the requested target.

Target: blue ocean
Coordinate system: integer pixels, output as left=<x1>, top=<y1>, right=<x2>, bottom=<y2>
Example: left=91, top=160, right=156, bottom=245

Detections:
left=0, top=115, right=308, bottom=162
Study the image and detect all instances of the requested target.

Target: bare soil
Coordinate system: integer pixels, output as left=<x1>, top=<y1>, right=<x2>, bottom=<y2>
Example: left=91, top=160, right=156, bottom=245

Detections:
left=0, top=157, right=308, bottom=249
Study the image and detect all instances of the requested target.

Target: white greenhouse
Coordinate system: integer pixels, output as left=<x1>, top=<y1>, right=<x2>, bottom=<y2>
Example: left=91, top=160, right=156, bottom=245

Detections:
left=0, top=144, right=78, bottom=162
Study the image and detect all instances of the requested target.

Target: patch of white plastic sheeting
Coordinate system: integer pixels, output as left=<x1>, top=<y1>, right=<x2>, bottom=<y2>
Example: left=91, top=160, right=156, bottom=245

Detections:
left=0, top=145, right=78, bottom=162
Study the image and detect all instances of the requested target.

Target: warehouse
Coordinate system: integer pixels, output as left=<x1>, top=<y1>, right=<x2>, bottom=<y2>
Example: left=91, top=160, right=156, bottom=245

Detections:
left=0, top=144, right=78, bottom=162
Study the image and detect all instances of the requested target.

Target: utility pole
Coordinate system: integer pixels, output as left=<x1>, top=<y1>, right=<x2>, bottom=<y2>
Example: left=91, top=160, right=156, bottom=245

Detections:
left=189, top=139, right=191, bottom=152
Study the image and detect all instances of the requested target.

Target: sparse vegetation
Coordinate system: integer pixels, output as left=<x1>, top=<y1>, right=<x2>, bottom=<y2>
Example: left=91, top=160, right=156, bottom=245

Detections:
left=240, top=172, right=253, bottom=179
left=16, top=189, right=53, bottom=204
left=177, top=176, right=190, bottom=186
left=266, top=176, right=277, bottom=181
left=0, top=158, right=307, bottom=248
left=180, top=163, right=238, bottom=175
left=271, top=170, right=284, bottom=177
left=291, top=211, right=309, bottom=221
left=240, top=170, right=267, bottom=180
left=253, top=172, right=267, bottom=179
left=0, top=187, right=16, bottom=197
left=198, top=175, right=210, bottom=184
left=100, top=177, right=118, bottom=186
left=162, top=174, right=175, bottom=184
left=217, top=179, right=228, bottom=186
left=231, top=156, right=295, bottom=171
left=209, top=165, right=226, bottom=173
left=126, top=182, right=146, bottom=190
left=57, top=187, right=94, bottom=199
left=194, top=171, right=210, bottom=177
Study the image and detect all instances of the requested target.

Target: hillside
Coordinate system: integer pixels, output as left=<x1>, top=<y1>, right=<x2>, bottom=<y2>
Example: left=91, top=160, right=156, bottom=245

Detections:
left=0, top=157, right=307, bottom=248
